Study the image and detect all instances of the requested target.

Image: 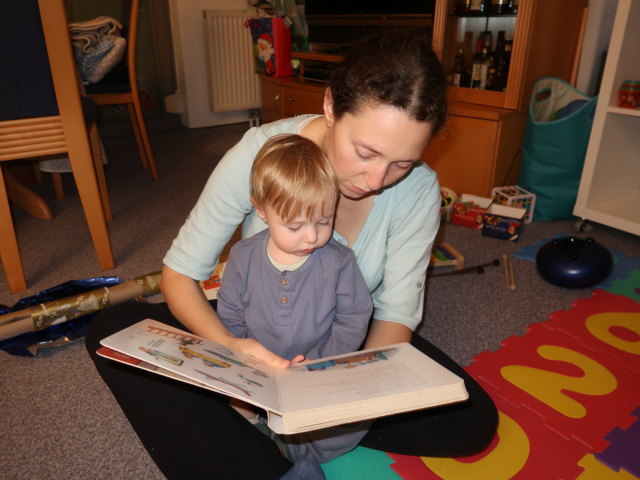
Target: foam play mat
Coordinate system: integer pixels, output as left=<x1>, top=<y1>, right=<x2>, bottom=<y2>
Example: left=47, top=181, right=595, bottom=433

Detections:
left=322, top=245, right=640, bottom=479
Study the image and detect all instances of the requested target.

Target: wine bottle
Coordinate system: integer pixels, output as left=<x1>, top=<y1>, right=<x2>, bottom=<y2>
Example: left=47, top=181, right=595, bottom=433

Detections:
left=453, top=0, right=472, bottom=14
left=482, top=30, right=494, bottom=61
left=471, top=47, right=491, bottom=89
left=490, top=0, right=510, bottom=15
left=469, top=0, right=488, bottom=15
left=496, top=30, right=506, bottom=54
left=488, top=50, right=507, bottom=91
left=451, top=48, right=468, bottom=87
left=487, top=31, right=506, bottom=90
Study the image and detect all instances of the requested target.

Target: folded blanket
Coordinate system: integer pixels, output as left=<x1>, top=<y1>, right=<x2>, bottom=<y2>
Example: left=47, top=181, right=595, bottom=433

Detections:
left=68, top=16, right=126, bottom=84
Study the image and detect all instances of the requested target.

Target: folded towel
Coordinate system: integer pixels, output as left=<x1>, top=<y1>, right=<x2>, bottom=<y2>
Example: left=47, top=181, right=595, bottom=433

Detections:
left=68, top=16, right=126, bottom=84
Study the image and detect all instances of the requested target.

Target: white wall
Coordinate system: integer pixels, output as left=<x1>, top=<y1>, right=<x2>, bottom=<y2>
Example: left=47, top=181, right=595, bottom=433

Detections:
left=576, top=0, right=618, bottom=96
left=166, top=0, right=253, bottom=128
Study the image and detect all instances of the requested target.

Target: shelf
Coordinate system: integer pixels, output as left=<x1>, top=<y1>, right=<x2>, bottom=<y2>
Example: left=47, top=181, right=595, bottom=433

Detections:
left=292, top=51, right=344, bottom=63
left=607, top=106, right=640, bottom=118
left=259, top=75, right=328, bottom=93
left=448, top=13, right=517, bottom=18
left=573, top=0, right=640, bottom=237
left=574, top=190, right=640, bottom=236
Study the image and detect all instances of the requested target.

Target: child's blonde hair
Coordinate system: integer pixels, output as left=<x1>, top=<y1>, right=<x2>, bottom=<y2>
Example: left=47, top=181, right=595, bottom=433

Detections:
left=250, top=134, right=338, bottom=223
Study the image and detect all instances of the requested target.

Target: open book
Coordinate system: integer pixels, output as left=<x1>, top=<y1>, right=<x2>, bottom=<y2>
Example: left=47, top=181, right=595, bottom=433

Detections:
left=98, top=319, right=469, bottom=435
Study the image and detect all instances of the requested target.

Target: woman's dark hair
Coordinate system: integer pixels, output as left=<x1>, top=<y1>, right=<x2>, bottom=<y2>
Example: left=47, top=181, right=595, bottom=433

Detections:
left=329, top=28, right=447, bottom=133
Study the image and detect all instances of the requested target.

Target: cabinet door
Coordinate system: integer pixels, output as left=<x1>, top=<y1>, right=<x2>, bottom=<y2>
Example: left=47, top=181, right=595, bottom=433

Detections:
left=423, top=115, right=498, bottom=197
left=260, top=77, right=283, bottom=124
left=282, top=87, right=325, bottom=117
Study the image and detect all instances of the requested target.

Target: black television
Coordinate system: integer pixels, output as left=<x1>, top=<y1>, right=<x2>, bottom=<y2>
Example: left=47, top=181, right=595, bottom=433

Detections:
left=305, top=0, right=435, bottom=16
left=303, top=0, right=435, bottom=52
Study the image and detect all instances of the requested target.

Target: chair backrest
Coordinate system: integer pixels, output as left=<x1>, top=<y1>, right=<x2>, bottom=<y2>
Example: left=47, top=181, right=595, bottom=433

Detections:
left=125, top=0, right=139, bottom=79
left=118, top=0, right=140, bottom=87
left=0, top=0, right=90, bottom=162
left=0, top=0, right=59, bottom=120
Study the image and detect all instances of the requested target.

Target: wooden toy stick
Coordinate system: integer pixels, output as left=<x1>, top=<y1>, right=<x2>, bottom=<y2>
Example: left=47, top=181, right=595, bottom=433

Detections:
left=429, top=259, right=500, bottom=278
left=501, top=254, right=517, bottom=290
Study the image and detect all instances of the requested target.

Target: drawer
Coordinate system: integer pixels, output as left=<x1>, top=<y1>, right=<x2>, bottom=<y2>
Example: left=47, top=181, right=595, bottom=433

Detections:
left=282, top=87, right=325, bottom=117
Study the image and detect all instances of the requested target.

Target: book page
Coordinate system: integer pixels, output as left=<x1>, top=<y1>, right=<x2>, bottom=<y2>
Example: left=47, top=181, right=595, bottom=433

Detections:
left=99, top=319, right=282, bottom=412
left=277, top=343, right=465, bottom=415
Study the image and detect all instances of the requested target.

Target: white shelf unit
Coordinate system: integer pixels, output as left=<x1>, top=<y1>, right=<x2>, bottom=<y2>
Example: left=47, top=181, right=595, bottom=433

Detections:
left=573, top=0, right=640, bottom=236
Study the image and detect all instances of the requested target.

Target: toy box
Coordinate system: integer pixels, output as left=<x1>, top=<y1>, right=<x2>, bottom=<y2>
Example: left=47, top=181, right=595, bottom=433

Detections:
left=491, top=185, right=536, bottom=224
left=482, top=204, right=527, bottom=241
left=451, top=194, right=493, bottom=229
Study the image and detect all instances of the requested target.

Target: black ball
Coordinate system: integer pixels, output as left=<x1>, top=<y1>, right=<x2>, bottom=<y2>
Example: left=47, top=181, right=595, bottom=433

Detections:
left=535, top=236, right=613, bottom=288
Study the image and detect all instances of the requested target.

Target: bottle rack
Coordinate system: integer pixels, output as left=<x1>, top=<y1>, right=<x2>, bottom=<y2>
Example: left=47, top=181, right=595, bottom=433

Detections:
left=432, top=0, right=586, bottom=111
left=441, top=5, right=519, bottom=107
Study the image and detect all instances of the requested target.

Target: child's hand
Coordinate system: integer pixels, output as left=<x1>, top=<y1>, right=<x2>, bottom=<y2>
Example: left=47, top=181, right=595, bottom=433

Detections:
left=289, top=354, right=305, bottom=365
left=227, top=337, right=291, bottom=369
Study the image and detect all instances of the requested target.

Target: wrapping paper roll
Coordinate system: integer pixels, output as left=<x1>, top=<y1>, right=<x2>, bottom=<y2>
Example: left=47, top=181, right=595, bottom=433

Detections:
left=0, top=271, right=161, bottom=342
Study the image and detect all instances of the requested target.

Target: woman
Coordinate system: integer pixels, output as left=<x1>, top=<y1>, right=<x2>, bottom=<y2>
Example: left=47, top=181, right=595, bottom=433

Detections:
left=86, top=28, right=497, bottom=480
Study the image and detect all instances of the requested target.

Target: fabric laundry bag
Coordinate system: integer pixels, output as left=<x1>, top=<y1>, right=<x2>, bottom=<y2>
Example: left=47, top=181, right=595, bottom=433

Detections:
left=518, top=77, right=597, bottom=220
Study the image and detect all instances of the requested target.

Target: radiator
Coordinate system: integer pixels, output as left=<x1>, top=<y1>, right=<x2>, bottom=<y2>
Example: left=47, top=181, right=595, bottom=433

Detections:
left=203, top=11, right=261, bottom=113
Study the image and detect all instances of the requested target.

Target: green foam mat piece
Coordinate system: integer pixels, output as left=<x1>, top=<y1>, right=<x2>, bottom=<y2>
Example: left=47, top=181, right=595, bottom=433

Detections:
left=606, top=269, right=640, bottom=303
left=322, top=447, right=401, bottom=480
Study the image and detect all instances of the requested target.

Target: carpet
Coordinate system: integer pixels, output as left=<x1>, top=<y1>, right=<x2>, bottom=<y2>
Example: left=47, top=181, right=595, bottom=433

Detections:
left=321, top=243, right=640, bottom=479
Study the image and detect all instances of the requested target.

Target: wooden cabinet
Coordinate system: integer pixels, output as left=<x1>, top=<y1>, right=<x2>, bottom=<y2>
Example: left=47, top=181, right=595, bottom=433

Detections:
left=259, top=76, right=325, bottom=124
left=433, top=0, right=587, bottom=111
left=573, top=0, right=640, bottom=236
left=425, top=0, right=587, bottom=196
left=259, top=0, right=587, bottom=196
left=424, top=103, right=526, bottom=197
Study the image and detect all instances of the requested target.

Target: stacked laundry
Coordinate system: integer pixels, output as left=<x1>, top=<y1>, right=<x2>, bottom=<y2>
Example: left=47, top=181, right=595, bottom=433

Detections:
left=69, top=16, right=126, bottom=84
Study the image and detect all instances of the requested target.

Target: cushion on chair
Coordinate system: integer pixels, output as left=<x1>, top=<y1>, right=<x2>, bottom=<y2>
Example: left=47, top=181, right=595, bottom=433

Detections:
left=83, top=54, right=131, bottom=94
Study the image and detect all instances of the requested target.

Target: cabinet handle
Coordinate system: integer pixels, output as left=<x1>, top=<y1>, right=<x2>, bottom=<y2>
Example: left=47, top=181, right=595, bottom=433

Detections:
left=287, top=97, right=294, bottom=102
left=437, top=127, right=450, bottom=140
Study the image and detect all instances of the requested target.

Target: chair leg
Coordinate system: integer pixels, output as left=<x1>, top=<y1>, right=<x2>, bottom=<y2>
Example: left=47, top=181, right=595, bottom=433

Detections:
left=51, top=172, right=65, bottom=199
left=0, top=167, right=27, bottom=292
left=126, top=103, right=149, bottom=170
left=128, top=96, right=158, bottom=180
left=33, top=163, right=43, bottom=183
left=89, top=123, right=112, bottom=222
left=6, top=171, right=53, bottom=220
left=66, top=136, right=115, bottom=272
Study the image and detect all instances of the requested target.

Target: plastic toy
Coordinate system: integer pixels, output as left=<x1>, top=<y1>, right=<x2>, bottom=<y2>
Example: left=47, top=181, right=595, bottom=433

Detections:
left=536, top=236, right=613, bottom=288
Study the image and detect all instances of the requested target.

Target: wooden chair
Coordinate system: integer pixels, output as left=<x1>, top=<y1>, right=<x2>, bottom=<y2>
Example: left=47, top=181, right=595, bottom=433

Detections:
left=85, top=0, right=159, bottom=180
left=0, top=0, right=115, bottom=293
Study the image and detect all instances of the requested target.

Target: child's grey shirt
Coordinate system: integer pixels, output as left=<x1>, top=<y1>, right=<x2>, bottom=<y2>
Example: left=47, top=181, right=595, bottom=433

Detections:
left=216, top=229, right=373, bottom=361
